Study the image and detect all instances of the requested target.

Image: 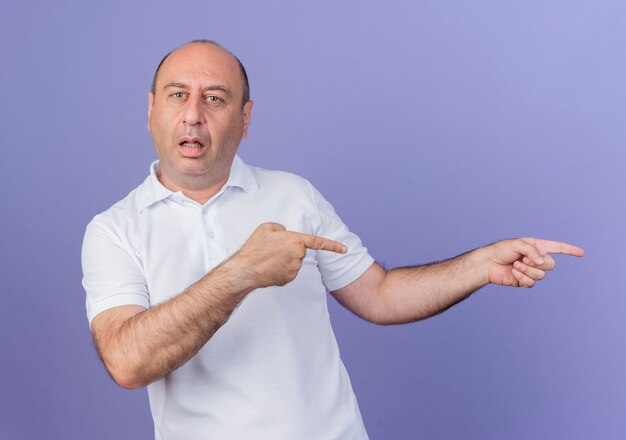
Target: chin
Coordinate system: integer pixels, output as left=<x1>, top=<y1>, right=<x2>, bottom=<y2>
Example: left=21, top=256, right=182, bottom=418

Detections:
left=178, top=162, right=212, bottom=176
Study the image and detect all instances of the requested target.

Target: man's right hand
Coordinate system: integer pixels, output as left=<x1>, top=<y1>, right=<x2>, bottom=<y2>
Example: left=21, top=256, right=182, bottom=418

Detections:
left=90, top=222, right=346, bottom=389
left=231, top=222, right=347, bottom=289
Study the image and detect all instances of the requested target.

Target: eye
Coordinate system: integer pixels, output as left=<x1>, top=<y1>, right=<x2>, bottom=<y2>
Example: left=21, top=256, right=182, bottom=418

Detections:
left=170, top=92, right=186, bottom=99
left=206, top=95, right=223, bottom=103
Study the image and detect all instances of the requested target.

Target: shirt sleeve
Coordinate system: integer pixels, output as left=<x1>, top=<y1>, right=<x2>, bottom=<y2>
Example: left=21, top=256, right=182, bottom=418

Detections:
left=81, top=218, right=150, bottom=327
left=307, top=181, right=375, bottom=292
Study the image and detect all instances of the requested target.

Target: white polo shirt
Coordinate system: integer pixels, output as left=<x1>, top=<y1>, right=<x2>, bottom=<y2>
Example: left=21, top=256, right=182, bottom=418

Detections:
left=82, top=155, right=374, bottom=440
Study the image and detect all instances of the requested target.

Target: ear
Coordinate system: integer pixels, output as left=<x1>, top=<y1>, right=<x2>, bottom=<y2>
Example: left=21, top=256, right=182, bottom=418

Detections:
left=241, top=100, right=254, bottom=139
left=147, top=92, right=154, bottom=131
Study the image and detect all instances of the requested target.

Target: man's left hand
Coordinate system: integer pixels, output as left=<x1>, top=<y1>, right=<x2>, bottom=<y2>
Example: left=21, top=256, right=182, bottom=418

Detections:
left=483, top=238, right=585, bottom=288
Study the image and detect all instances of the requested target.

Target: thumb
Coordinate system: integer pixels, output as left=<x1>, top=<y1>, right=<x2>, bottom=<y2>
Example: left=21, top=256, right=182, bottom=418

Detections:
left=509, top=239, right=544, bottom=266
left=259, top=222, right=287, bottom=232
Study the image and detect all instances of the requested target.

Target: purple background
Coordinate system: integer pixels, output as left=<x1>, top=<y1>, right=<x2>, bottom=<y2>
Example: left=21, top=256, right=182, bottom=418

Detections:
left=1, top=1, right=624, bottom=438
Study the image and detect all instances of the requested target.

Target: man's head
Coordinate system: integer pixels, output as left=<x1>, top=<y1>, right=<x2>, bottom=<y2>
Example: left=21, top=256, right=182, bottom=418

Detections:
left=151, top=39, right=250, bottom=107
left=147, top=40, right=253, bottom=192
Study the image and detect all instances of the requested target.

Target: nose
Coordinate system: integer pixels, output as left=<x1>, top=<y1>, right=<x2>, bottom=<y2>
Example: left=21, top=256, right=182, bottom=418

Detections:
left=181, top=95, right=204, bottom=126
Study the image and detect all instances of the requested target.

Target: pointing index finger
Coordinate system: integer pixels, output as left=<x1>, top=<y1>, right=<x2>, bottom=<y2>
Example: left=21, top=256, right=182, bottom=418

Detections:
left=292, top=232, right=348, bottom=254
left=524, top=238, right=585, bottom=257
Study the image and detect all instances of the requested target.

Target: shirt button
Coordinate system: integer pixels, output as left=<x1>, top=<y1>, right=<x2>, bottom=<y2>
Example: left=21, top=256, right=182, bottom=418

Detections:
left=207, top=232, right=215, bottom=238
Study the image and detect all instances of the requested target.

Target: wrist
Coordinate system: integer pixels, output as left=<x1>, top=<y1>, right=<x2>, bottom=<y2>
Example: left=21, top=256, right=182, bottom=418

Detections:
left=214, top=254, right=259, bottom=294
left=465, top=246, right=491, bottom=288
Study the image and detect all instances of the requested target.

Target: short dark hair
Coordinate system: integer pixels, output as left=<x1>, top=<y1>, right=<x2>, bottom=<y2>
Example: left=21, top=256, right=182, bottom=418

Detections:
left=150, top=39, right=250, bottom=107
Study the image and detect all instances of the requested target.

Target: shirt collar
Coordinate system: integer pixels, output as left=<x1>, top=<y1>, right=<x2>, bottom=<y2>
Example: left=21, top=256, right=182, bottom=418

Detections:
left=136, top=154, right=259, bottom=212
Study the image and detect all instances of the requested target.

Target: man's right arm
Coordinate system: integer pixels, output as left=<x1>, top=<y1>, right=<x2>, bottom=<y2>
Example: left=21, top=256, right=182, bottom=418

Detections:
left=90, top=223, right=346, bottom=390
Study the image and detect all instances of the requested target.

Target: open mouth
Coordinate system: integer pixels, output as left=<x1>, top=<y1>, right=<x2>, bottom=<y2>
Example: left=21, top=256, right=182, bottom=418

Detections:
left=179, top=139, right=205, bottom=157
left=180, top=141, right=204, bottom=149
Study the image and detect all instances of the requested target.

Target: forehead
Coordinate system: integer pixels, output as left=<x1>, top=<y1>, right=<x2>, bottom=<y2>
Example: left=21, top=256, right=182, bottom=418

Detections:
left=157, top=43, right=243, bottom=93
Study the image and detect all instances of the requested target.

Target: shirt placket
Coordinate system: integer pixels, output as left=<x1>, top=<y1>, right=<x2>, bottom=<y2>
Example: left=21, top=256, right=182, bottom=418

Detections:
left=201, top=198, right=229, bottom=271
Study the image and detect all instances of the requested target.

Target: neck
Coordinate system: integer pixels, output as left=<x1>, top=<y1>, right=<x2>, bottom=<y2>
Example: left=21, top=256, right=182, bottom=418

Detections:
left=157, top=168, right=229, bottom=205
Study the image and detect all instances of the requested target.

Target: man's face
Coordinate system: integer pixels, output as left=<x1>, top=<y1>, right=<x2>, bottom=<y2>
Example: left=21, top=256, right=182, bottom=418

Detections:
left=147, top=43, right=252, bottom=189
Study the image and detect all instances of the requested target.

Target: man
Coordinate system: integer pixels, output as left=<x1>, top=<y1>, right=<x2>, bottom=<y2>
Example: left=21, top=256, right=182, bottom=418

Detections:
left=82, top=40, right=584, bottom=439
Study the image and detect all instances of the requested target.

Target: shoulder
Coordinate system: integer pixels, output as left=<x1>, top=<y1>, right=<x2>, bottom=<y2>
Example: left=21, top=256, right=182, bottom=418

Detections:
left=246, top=165, right=329, bottom=209
left=249, top=165, right=315, bottom=191
left=84, top=182, right=145, bottom=242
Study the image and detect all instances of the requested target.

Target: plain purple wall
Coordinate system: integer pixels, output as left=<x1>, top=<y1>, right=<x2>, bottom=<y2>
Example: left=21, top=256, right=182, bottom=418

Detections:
left=1, top=1, right=624, bottom=438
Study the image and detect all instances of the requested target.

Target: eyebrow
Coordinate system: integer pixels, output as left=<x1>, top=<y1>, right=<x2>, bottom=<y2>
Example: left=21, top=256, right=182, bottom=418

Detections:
left=163, top=82, right=232, bottom=95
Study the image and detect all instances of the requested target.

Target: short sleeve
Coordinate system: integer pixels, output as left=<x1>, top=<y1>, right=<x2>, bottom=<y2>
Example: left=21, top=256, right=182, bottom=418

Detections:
left=81, top=219, right=149, bottom=327
left=307, top=182, right=375, bottom=292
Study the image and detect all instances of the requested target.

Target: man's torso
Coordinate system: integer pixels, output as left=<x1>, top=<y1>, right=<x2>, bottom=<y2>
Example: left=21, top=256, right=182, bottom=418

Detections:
left=82, top=157, right=372, bottom=439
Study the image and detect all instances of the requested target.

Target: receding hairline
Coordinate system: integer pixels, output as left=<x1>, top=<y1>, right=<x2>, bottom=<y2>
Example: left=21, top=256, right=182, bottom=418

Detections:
left=150, top=39, right=250, bottom=105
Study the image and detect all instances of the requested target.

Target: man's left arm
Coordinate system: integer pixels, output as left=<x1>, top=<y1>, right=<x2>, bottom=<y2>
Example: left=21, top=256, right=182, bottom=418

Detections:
left=331, top=238, right=584, bottom=325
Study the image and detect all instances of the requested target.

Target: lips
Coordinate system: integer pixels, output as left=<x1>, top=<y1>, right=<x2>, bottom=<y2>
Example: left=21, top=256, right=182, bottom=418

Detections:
left=178, top=137, right=206, bottom=157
